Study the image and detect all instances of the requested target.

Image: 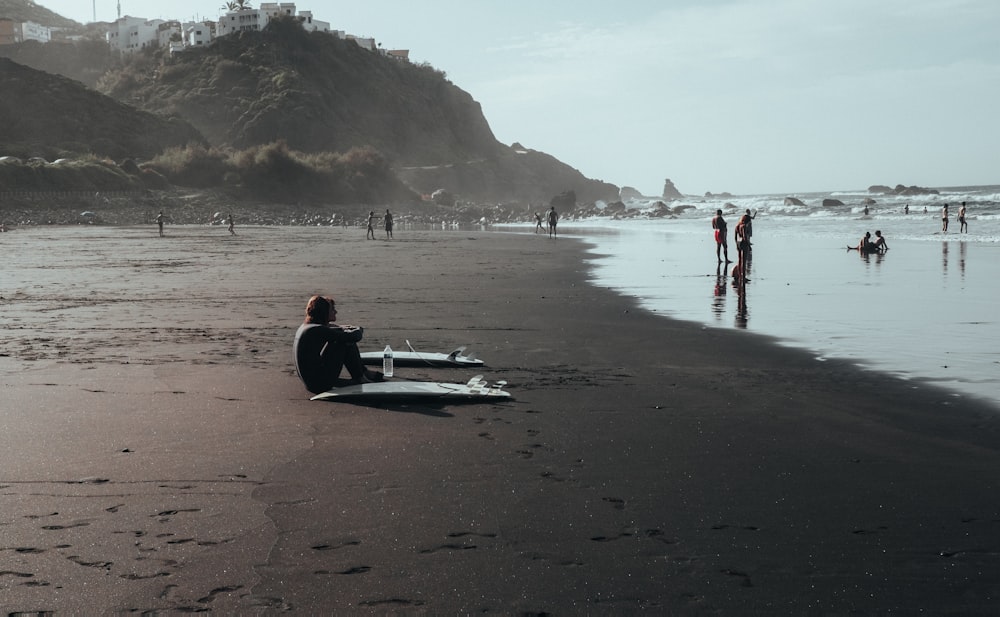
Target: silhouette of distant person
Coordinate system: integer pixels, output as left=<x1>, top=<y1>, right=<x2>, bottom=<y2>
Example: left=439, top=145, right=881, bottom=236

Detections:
left=227, top=213, right=236, bottom=235
left=547, top=206, right=558, bottom=237
left=958, top=202, right=967, bottom=233
left=712, top=209, right=730, bottom=263
left=941, top=204, right=949, bottom=232
left=156, top=211, right=165, bottom=237
left=534, top=212, right=545, bottom=233
left=384, top=209, right=394, bottom=239
left=366, top=211, right=377, bottom=240
left=904, top=204, right=909, bottom=214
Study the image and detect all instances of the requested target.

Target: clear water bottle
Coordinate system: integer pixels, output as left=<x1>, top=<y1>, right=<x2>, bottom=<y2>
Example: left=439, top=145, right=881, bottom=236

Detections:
left=382, top=345, right=394, bottom=378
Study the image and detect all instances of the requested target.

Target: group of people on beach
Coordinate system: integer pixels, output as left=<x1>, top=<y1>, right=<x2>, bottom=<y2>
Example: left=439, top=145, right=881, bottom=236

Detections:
left=712, top=209, right=756, bottom=282
left=154, top=211, right=235, bottom=236
left=941, top=202, right=968, bottom=233
left=366, top=209, right=394, bottom=239
left=534, top=206, right=559, bottom=237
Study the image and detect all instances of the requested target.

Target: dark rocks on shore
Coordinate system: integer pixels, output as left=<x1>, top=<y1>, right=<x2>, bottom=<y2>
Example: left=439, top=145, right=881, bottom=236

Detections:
left=550, top=190, right=577, bottom=209
left=868, top=184, right=940, bottom=196
left=706, top=191, right=734, bottom=199
left=823, top=198, right=846, bottom=207
left=784, top=197, right=806, bottom=206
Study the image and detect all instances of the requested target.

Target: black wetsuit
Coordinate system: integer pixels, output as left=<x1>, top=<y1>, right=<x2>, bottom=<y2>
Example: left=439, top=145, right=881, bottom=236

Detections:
left=293, top=323, right=365, bottom=393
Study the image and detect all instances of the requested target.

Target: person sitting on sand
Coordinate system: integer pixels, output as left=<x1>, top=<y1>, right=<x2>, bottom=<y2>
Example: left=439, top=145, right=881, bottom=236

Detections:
left=848, top=231, right=875, bottom=252
left=293, top=295, right=383, bottom=394
left=872, top=230, right=889, bottom=252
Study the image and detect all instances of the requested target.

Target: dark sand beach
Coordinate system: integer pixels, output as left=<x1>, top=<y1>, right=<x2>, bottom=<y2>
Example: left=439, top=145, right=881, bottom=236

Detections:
left=2, top=225, right=999, bottom=613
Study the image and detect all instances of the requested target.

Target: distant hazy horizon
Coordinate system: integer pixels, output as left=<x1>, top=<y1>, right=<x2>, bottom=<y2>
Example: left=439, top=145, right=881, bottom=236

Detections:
left=36, top=0, right=1000, bottom=196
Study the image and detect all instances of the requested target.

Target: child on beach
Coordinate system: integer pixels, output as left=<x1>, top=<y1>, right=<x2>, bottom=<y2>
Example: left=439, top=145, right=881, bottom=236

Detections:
left=293, top=295, right=383, bottom=394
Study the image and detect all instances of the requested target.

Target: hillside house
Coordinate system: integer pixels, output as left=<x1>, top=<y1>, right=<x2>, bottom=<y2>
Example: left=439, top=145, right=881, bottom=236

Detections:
left=0, top=18, right=52, bottom=44
left=106, top=16, right=164, bottom=54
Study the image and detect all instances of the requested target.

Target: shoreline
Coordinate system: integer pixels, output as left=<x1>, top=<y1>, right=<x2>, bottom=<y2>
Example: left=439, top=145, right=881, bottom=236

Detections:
left=2, top=227, right=1000, bottom=612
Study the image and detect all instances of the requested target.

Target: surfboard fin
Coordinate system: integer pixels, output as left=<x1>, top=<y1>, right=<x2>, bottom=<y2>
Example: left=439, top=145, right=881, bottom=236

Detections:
left=447, top=346, right=467, bottom=360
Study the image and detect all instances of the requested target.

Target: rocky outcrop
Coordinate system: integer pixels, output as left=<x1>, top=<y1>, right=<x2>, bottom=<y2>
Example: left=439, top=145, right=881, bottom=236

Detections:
left=431, top=188, right=455, bottom=206
left=868, top=184, right=940, bottom=196
left=662, top=178, right=683, bottom=200
left=823, top=198, right=845, bottom=207
left=620, top=186, right=643, bottom=200
left=550, top=190, right=577, bottom=209
left=784, top=197, right=806, bottom=206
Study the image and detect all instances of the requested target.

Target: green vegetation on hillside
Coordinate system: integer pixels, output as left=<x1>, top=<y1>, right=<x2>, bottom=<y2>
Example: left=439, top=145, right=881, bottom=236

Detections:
left=146, top=141, right=417, bottom=204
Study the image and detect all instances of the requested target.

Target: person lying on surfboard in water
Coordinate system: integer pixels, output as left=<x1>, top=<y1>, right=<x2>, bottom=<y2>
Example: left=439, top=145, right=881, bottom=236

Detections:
left=293, top=295, right=384, bottom=394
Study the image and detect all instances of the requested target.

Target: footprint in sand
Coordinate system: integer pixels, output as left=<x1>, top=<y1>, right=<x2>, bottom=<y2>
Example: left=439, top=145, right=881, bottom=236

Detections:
left=602, top=497, right=626, bottom=510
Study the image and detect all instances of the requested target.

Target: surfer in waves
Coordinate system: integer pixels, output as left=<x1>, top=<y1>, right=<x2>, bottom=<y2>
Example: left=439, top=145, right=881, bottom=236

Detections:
left=293, top=295, right=384, bottom=394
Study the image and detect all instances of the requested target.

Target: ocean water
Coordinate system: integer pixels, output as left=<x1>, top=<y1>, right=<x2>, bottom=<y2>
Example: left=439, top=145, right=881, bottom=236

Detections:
left=541, top=185, right=1000, bottom=408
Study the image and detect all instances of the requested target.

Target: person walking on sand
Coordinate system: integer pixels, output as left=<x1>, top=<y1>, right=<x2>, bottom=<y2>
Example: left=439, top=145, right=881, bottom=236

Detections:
left=366, top=211, right=377, bottom=240
left=293, top=295, right=384, bottom=394
left=384, top=209, right=394, bottom=239
left=227, top=213, right=236, bottom=235
left=156, top=211, right=165, bottom=237
left=941, top=204, right=949, bottom=232
left=959, top=202, right=967, bottom=233
left=712, top=209, right=730, bottom=263
left=547, top=206, right=559, bottom=237
left=534, top=212, right=545, bottom=233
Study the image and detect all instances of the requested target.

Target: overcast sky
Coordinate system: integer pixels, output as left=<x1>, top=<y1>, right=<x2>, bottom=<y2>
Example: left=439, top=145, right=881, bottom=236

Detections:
left=39, top=0, right=1000, bottom=196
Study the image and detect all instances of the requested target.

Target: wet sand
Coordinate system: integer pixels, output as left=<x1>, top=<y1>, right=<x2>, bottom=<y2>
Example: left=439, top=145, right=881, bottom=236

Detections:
left=2, top=225, right=1000, bottom=613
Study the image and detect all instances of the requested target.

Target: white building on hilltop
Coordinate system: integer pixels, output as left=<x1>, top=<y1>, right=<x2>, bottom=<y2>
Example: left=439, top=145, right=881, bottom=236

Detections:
left=106, top=16, right=164, bottom=54
left=217, top=3, right=330, bottom=37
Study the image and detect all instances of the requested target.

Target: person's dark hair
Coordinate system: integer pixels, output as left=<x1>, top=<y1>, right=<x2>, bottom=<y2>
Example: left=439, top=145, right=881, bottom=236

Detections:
left=305, top=295, right=333, bottom=324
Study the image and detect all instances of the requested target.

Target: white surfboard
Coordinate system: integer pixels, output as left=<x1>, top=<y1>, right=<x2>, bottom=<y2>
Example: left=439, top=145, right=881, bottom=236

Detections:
left=310, top=375, right=510, bottom=401
left=360, top=344, right=485, bottom=368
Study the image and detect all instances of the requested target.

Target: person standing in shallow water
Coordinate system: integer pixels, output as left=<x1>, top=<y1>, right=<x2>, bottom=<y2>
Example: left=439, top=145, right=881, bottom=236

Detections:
left=941, top=204, right=949, bottom=232
left=712, top=209, right=730, bottom=263
left=959, top=202, right=967, bottom=233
